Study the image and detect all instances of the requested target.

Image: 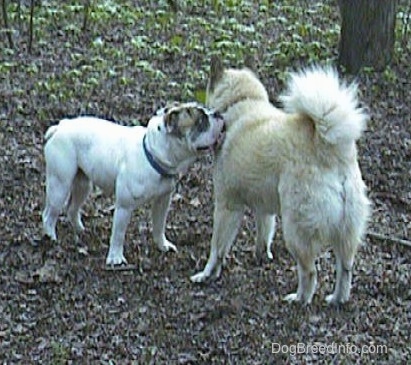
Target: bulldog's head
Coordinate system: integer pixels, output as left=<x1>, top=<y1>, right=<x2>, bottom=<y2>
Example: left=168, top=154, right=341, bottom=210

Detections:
left=149, top=102, right=225, bottom=153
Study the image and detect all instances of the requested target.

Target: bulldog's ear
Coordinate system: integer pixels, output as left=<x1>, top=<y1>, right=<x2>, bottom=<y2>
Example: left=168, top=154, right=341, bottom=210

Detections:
left=164, top=109, right=181, bottom=135
left=164, top=107, right=198, bottom=136
left=163, top=101, right=180, bottom=113
left=208, top=55, right=224, bottom=92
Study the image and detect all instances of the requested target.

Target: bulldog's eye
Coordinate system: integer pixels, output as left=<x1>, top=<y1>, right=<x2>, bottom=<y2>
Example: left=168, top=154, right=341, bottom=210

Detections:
left=213, top=111, right=222, bottom=119
left=197, top=114, right=210, bottom=132
left=156, top=107, right=167, bottom=116
left=157, top=125, right=161, bottom=131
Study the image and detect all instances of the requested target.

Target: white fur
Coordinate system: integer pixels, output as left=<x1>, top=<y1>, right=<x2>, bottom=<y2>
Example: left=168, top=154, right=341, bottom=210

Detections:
left=42, top=107, right=224, bottom=266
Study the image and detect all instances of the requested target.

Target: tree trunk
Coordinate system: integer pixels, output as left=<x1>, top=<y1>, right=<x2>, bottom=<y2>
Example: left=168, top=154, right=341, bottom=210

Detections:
left=2, top=0, right=14, bottom=49
left=338, top=0, right=398, bottom=74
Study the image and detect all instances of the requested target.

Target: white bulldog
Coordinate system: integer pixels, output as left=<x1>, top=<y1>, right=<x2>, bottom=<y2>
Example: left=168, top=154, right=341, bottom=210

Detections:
left=42, top=102, right=225, bottom=266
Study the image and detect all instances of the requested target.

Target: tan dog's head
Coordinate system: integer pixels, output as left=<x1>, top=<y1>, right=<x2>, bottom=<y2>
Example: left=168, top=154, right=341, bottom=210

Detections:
left=149, top=102, right=225, bottom=153
left=206, top=56, right=269, bottom=114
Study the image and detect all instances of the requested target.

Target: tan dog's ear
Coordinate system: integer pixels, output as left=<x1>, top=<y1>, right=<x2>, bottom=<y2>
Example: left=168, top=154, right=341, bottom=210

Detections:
left=244, top=54, right=256, bottom=71
left=208, top=55, right=224, bottom=92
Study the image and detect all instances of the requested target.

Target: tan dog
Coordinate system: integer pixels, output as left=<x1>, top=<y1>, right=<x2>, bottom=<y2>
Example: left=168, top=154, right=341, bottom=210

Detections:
left=43, top=102, right=224, bottom=266
left=191, top=57, right=370, bottom=305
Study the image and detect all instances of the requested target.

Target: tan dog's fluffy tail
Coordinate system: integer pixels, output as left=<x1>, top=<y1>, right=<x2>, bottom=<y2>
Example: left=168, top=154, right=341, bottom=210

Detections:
left=280, top=66, right=367, bottom=145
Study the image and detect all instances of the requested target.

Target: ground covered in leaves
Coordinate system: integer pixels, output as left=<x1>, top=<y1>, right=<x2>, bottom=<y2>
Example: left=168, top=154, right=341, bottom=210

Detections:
left=1, top=1, right=410, bottom=363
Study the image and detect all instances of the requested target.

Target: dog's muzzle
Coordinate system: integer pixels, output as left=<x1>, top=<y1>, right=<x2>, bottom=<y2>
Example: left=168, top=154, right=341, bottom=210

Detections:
left=196, top=112, right=226, bottom=152
left=216, top=120, right=226, bottom=147
left=215, top=112, right=226, bottom=148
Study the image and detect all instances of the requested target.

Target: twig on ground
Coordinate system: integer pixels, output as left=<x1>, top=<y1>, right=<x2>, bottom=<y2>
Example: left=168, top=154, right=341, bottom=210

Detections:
left=368, top=231, right=411, bottom=248
left=104, top=264, right=138, bottom=271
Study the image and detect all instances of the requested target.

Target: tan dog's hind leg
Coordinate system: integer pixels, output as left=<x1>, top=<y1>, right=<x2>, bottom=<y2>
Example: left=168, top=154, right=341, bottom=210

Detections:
left=284, top=258, right=317, bottom=305
left=255, top=212, right=276, bottom=263
left=191, top=204, right=243, bottom=282
left=282, top=214, right=319, bottom=304
left=326, top=240, right=358, bottom=304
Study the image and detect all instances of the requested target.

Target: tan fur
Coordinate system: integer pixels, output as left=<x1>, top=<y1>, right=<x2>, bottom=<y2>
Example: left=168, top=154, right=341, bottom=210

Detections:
left=191, top=58, right=370, bottom=305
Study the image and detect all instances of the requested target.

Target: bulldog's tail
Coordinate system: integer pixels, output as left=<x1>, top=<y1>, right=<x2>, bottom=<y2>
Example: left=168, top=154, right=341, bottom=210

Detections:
left=44, top=124, right=60, bottom=142
left=279, top=66, right=368, bottom=146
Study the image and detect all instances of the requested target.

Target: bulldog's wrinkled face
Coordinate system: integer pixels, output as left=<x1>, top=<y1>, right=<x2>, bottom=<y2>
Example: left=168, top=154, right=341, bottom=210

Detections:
left=149, top=102, right=225, bottom=152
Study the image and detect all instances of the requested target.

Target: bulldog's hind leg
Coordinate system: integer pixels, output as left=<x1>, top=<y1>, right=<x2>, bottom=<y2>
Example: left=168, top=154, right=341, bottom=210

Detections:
left=42, top=171, right=75, bottom=241
left=191, top=204, right=243, bottom=283
left=255, top=212, right=276, bottom=263
left=67, top=169, right=92, bottom=234
left=151, top=191, right=177, bottom=252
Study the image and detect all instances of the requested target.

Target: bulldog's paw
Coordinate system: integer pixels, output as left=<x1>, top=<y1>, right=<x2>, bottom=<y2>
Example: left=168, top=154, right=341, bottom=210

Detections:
left=106, top=253, right=128, bottom=266
left=43, top=226, right=57, bottom=242
left=158, top=239, right=177, bottom=253
left=283, top=293, right=300, bottom=303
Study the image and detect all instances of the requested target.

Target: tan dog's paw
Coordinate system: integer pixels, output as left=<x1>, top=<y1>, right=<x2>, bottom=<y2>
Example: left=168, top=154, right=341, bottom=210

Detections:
left=190, top=263, right=222, bottom=283
left=284, top=292, right=314, bottom=305
left=190, top=271, right=209, bottom=283
left=325, top=293, right=348, bottom=305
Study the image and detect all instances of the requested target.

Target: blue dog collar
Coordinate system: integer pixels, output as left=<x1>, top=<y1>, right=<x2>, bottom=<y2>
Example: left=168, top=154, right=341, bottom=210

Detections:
left=143, top=134, right=176, bottom=178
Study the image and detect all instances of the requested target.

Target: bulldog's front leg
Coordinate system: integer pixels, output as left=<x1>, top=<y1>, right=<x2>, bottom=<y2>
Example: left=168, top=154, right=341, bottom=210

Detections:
left=106, top=205, right=133, bottom=265
left=151, top=191, right=177, bottom=252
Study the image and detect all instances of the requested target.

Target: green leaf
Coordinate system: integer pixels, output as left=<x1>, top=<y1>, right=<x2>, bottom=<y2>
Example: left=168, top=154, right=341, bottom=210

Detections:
left=194, top=89, right=207, bottom=104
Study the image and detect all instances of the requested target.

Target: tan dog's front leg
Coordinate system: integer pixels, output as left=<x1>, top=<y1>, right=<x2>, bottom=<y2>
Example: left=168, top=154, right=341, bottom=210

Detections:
left=191, top=204, right=243, bottom=283
left=255, top=212, right=276, bottom=263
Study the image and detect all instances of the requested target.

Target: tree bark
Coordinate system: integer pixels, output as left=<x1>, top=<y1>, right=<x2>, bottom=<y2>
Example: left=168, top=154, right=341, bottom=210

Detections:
left=2, top=0, right=14, bottom=49
left=338, top=0, right=398, bottom=74
left=28, top=0, right=35, bottom=54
